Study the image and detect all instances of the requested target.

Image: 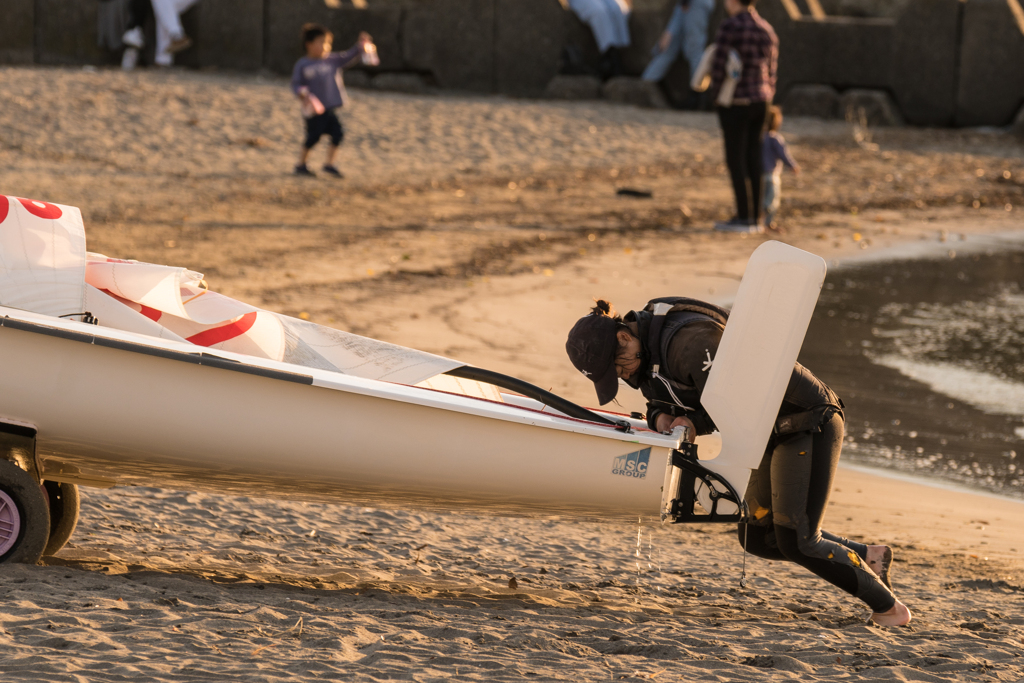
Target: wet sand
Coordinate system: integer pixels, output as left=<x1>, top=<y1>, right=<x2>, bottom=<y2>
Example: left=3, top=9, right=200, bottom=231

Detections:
left=1, top=66, right=1024, bottom=681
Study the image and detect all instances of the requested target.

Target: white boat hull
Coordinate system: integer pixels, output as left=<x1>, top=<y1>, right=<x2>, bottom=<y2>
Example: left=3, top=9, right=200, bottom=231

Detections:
left=0, top=308, right=681, bottom=520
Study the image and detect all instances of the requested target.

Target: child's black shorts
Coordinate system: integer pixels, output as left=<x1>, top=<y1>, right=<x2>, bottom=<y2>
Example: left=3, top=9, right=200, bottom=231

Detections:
left=304, top=109, right=344, bottom=149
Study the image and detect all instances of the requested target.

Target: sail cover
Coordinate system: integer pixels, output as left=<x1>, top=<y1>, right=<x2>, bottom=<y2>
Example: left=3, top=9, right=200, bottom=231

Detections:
left=0, top=196, right=462, bottom=386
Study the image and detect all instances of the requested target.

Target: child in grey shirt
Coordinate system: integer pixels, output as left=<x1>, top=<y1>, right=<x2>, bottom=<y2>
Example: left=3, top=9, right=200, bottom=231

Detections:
left=291, top=23, right=371, bottom=177
left=762, top=105, right=800, bottom=229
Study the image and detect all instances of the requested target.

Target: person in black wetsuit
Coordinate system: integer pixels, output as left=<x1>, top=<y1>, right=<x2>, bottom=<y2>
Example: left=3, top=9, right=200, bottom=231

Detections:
left=565, top=298, right=912, bottom=627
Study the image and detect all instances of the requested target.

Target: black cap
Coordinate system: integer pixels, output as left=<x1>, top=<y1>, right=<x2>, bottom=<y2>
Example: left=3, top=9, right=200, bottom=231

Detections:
left=565, top=314, right=620, bottom=405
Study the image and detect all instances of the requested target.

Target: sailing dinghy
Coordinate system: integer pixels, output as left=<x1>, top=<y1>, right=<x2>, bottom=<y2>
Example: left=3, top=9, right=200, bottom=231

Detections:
left=0, top=196, right=825, bottom=564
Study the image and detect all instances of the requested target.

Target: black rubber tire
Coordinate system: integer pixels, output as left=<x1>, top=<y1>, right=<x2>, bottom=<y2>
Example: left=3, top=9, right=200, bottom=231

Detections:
left=42, top=481, right=80, bottom=557
left=0, top=459, right=50, bottom=564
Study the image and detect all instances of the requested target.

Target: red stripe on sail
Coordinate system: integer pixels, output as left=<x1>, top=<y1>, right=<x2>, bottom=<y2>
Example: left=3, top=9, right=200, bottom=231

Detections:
left=186, top=311, right=258, bottom=347
left=99, top=289, right=162, bottom=322
left=138, top=304, right=162, bottom=322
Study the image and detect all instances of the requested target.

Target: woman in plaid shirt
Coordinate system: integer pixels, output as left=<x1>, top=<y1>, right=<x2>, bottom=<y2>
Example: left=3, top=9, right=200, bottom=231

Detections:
left=710, top=0, right=779, bottom=232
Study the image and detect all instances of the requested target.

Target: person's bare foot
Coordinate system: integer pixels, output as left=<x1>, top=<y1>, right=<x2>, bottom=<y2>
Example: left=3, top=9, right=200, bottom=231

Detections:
left=866, top=544, right=893, bottom=589
left=871, top=599, right=912, bottom=626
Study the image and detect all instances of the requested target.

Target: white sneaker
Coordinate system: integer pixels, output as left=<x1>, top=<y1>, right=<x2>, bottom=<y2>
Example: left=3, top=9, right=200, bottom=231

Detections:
left=122, top=26, right=144, bottom=49
left=121, top=47, right=139, bottom=71
left=714, top=219, right=763, bottom=234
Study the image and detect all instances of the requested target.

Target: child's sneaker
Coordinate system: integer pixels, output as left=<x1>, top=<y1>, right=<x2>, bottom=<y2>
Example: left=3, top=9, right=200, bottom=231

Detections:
left=122, top=26, right=144, bottom=49
left=294, top=164, right=315, bottom=176
left=322, top=165, right=344, bottom=178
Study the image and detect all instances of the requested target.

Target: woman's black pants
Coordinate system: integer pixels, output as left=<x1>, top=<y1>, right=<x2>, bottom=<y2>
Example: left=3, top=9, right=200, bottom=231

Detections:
left=717, top=102, right=768, bottom=225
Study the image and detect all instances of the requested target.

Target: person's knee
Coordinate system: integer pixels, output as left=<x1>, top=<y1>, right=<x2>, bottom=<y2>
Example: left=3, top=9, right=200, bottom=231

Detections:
left=778, top=526, right=841, bottom=565
left=774, top=525, right=828, bottom=564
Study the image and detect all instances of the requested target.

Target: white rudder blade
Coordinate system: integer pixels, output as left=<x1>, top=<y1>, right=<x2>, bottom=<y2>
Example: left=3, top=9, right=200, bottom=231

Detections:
left=698, top=241, right=827, bottom=512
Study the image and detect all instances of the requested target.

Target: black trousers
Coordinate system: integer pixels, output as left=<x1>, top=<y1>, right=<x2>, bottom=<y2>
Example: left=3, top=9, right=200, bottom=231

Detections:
left=717, top=102, right=769, bottom=224
left=127, top=0, right=151, bottom=29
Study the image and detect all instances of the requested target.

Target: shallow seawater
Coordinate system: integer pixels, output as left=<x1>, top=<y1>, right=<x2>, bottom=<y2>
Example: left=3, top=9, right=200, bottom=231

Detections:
left=799, top=246, right=1024, bottom=499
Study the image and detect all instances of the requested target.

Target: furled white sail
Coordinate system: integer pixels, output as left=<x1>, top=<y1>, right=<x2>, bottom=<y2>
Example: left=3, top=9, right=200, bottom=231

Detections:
left=0, top=196, right=86, bottom=318
left=0, top=196, right=462, bottom=386
left=83, top=254, right=463, bottom=385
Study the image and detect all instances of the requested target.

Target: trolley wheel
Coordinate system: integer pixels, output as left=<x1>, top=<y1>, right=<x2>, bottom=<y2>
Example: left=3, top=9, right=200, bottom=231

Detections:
left=42, top=481, right=80, bottom=557
left=0, top=459, right=50, bottom=564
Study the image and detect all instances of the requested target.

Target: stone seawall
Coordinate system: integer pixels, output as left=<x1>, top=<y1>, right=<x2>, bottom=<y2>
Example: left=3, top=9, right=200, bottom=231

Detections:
left=2, top=0, right=1021, bottom=127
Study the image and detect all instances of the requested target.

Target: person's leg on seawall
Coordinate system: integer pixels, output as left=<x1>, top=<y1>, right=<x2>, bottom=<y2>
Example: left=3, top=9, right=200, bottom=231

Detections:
left=152, top=0, right=198, bottom=66
left=640, top=30, right=682, bottom=84
left=681, top=0, right=714, bottom=81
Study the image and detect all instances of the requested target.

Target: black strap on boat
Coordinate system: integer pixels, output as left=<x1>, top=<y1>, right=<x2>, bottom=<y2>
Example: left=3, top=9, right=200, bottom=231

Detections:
left=445, top=365, right=631, bottom=431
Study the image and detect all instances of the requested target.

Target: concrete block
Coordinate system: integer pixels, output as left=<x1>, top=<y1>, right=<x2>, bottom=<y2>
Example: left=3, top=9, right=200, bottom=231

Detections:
left=890, top=0, right=959, bottom=126
left=631, top=0, right=669, bottom=10
left=494, top=0, right=565, bottom=96
left=839, top=88, right=903, bottom=126
left=34, top=0, right=113, bottom=65
left=176, top=0, right=262, bottom=70
left=372, top=72, right=432, bottom=94
left=956, top=0, right=1024, bottom=127
left=756, top=0, right=798, bottom=31
left=343, top=69, right=372, bottom=89
left=402, top=0, right=495, bottom=92
left=602, top=76, right=669, bottom=108
left=659, top=56, right=698, bottom=108
left=792, top=0, right=826, bottom=17
left=328, top=7, right=403, bottom=72
left=773, top=16, right=893, bottom=101
left=265, top=0, right=403, bottom=76
left=620, top=9, right=671, bottom=76
left=819, top=0, right=908, bottom=17
left=782, top=84, right=840, bottom=118
left=0, top=0, right=34, bottom=64
left=708, top=1, right=729, bottom=35
left=545, top=74, right=603, bottom=100
left=561, top=9, right=602, bottom=75
left=1013, top=104, right=1024, bottom=138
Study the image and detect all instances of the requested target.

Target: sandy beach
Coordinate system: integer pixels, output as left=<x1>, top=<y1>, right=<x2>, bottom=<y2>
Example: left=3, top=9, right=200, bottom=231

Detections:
left=1, top=66, right=1024, bottom=681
